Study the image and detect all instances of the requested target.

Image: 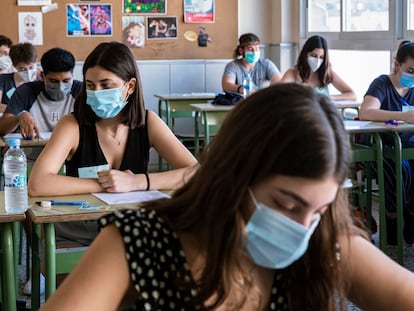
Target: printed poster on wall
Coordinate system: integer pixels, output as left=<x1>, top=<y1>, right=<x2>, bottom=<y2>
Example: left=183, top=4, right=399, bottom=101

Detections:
left=122, top=16, right=145, bottom=48
left=67, top=4, right=112, bottom=37
left=147, top=17, right=177, bottom=39
left=123, top=0, right=166, bottom=14
left=184, top=0, right=215, bottom=23
left=67, top=4, right=90, bottom=36
left=18, top=12, right=43, bottom=45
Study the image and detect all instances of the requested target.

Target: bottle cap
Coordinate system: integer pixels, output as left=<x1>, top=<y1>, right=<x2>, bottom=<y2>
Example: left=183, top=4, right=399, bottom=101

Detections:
left=7, top=138, right=21, bottom=147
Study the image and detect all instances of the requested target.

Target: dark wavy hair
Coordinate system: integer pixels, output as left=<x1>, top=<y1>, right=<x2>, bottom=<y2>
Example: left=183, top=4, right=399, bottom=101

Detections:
left=73, top=41, right=145, bottom=127
left=9, top=43, right=37, bottom=66
left=296, top=35, right=332, bottom=87
left=40, top=47, right=75, bottom=75
left=143, top=83, right=361, bottom=310
left=233, top=33, right=260, bottom=59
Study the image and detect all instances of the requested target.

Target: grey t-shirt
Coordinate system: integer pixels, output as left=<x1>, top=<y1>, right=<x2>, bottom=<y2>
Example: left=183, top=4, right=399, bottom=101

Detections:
left=222, top=58, right=280, bottom=90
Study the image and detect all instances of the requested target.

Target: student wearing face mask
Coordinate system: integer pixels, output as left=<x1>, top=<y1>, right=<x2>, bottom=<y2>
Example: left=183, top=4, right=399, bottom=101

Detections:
left=0, top=43, right=39, bottom=112
left=0, top=47, right=81, bottom=139
left=360, top=40, right=414, bottom=246
left=28, top=42, right=197, bottom=247
left=0, top=35, right=13, bottom=74
left=40, top=84, right=414, bottom=311
left=221, top=33, right=282, bottom=94
left=281, top=35, right=356, bottom=101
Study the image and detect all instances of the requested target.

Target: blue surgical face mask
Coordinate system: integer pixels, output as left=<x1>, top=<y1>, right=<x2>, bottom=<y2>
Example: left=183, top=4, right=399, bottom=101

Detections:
left=245, top=189, right=321, bottom=269
left=45, top=82, right=73, bottom=101
left=400, top=71, right=414, bottom=88
left=86, top=86, right=129, bottom=119
left=245, top=51, right=260, bottom=64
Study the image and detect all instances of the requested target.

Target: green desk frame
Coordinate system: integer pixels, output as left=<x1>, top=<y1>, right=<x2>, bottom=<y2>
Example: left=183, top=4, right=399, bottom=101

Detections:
left=383, top=132, right=414, bottom=264
left=349, top=133, right=386, bottom=250
left=155, top=93, right=215, bottom=171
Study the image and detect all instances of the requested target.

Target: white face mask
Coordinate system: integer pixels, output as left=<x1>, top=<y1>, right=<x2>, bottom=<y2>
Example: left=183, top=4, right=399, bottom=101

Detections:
left=307, top=56, right=323, bottom=72
left=17, top=69, right=37, bottom=83
left=0, top=55, right=12, bottom=71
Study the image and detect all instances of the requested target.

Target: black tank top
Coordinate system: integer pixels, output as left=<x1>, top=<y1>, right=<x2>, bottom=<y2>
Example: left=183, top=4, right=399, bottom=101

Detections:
left=65, top=110, right=150, bottom=176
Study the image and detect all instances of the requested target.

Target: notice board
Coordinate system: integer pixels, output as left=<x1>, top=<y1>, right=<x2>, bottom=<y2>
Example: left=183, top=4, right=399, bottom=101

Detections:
left=0, top=0, right=238, bottom=61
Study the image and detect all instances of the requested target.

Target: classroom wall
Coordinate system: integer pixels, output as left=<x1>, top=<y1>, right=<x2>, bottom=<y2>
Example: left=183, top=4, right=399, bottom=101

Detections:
left=0, top=0, right=238, bottom=61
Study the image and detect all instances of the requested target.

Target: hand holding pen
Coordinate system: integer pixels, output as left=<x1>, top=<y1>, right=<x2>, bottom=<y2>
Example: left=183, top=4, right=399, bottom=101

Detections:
left=399, top=97, right=414, bottom=123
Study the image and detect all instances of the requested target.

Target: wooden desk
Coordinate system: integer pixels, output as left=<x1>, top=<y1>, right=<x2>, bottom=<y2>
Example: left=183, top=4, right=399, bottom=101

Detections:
left=189, top=103, right=234, bottom=156
left=334, top=100, right=362, bottom=110
left=0, top=197, right=25, bottom=311
left=334, top=100, right=361, bottom=119
left=27, top=194, right=143, bottom=310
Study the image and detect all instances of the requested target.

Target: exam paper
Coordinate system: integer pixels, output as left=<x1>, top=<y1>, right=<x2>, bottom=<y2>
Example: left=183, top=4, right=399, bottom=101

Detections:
left=344, top=120, right=372, bottom=129
left=92, top=190, right=170, bottom=205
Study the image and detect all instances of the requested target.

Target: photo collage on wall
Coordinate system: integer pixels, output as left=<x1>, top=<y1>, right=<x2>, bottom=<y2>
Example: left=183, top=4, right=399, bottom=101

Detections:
left=67, top=4, right=112, bottom=37
left=122, top=0, right=214, bottom=47
left=64, top=0, right=215, bottom=47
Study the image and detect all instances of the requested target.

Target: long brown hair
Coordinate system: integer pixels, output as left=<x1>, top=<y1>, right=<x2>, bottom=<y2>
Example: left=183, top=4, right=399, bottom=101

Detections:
left=74, top=41, right=145, bottom=128
left=144, top=83, right=359, bottom=310
left=296, top=35, right=332, bottom=87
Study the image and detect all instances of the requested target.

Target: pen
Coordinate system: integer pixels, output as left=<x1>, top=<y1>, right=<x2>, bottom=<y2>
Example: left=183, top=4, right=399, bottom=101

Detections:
left=35, top=200, right=90, bottom=206
left=385, top=120, right=402, bottom=126
left=400, top=97, right=411, bottom=107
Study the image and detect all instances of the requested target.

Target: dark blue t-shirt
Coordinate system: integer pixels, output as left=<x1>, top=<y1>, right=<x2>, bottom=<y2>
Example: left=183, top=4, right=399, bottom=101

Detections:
left=365, top=74, right=414, bottom=146
left=0, top=73, right=17, bottom=105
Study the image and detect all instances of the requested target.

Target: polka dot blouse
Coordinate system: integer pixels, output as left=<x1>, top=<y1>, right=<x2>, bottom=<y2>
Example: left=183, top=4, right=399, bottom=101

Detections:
left=99, top=208, right=288, bottom=310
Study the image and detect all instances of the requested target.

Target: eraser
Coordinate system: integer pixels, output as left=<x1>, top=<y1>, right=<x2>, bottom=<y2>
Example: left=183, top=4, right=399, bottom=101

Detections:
left=40, top=200, right=52, bottom=209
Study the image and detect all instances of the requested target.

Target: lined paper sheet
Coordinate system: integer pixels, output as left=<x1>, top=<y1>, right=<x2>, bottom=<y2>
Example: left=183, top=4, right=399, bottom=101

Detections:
left=92, top=190, right=170, bottom=205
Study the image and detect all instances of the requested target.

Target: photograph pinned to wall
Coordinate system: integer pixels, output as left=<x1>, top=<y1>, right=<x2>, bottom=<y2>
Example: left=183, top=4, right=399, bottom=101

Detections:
left=67, top=4, right=90, bottom=36
left=18, top=0, right=51, bottom=5
left=90, top=4, right=112, bottom=36
left=147, top=16, right=177, bottom=39
left=123, top=0, right=166, bottom=14
left=18, top=12, right=43, bottom=45
left=197, top=26, right=212, bottom=47
left=122, top=16, right=145, bottom=48
left=184, top=0, right=215, bottom=23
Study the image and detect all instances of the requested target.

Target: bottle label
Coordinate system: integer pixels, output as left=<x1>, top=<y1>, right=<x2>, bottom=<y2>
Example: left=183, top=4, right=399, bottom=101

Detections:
left=5, top=173, right=27, bottom=188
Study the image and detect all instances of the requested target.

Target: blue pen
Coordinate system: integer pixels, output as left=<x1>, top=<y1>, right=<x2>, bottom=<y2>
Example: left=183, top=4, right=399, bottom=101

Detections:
left=35, top=200, right=90, bottom=206
left=400, top=97, right=410, bottom=107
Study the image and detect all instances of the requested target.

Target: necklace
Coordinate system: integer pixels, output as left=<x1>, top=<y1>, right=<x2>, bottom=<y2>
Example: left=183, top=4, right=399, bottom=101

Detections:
left=109, top=132, right=124, bottom=145
left=97, top=125, right=127, bottom=146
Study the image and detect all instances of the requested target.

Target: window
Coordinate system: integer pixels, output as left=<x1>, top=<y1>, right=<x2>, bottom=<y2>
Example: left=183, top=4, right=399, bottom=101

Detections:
left=302, top=0, right=413, bottom=99
left=308, top=0, right=389, bottom=32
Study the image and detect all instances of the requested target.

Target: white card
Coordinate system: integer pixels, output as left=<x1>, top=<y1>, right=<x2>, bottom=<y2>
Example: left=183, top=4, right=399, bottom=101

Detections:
left=78, top=164, right=110, bottom=178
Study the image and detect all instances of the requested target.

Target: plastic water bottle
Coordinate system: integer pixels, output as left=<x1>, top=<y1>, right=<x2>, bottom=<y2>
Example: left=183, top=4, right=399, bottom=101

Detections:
left=243, top=73, right=253, bottom=98
left=4, top=138, right=28, bottom=213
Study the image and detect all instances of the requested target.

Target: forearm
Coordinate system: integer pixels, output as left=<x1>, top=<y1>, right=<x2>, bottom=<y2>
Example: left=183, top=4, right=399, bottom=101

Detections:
left=359, top=108, right=404, bottom=122
left=0, top=115, right=19, bottom=135
left=147, top=166, right=197, bottom=190
left=28, top=174, right=104, bottom=196
left=222, top=81, right=243, bottom=93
